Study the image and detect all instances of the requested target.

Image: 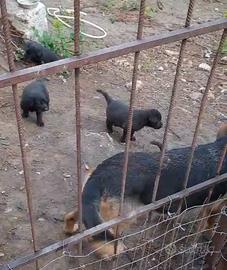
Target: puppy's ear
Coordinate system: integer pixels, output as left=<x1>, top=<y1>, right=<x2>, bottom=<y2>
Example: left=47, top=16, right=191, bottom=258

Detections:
left=64, top=211, right=79, bottom=235
left=216, top=123, right=227, bottom=140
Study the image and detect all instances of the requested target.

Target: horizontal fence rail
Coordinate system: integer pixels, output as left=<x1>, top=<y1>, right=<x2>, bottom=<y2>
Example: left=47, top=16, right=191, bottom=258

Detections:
left=0, top=173, right=226, bottom=270
left=0, top=19, right=226, bottom=88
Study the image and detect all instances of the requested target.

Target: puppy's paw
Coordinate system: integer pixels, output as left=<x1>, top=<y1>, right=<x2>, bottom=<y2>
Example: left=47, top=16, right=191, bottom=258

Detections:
left=120, top=138, right=126, bottom=143
left=37, top=121, right=44, bottom=127
left=22, top=112, right=29, bottom=118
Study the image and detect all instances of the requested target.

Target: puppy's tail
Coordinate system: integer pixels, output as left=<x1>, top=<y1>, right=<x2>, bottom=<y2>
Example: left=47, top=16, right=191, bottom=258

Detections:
left=97, top=89, right=112, bottom=104
left=150, top=140, right=163, bottom=151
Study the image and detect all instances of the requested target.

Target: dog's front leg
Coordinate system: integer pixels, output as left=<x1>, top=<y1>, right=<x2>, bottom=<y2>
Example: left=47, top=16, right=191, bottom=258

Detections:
left=120, top=129, right=127, bottom=143
left=130, top=130, right=136, bottom=141
left=36, top=111, right=44, bottom=127
left=106, top=119, right=113, bottom=133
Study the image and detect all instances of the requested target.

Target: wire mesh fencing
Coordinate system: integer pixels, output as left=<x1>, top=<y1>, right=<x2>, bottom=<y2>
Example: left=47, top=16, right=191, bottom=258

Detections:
left=34, top=199, right=227, bottom=270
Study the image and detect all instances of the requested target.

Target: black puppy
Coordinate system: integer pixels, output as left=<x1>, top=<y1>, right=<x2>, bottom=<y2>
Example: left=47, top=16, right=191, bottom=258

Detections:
left=64, top=126, right=227, bottom=258
left=97, top=89, right=163, bottom=142
left=23, top=41, right=60, bottom=65
left=20, top=79, right=49, bottom=126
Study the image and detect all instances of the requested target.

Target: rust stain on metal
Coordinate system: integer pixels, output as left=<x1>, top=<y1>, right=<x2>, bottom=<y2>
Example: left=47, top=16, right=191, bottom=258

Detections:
left=0, top=19, right=226, bottom=88
left=0, top=0, right=38, bottom=260
left=152, top=0, right=196, bottom=203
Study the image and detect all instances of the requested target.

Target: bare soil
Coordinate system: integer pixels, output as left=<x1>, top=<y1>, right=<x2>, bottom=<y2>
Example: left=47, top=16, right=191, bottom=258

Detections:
left=0, top=0, right=226, bottom=269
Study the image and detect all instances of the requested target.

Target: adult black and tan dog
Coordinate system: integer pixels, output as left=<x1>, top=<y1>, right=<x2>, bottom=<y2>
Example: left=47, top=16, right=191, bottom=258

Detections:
left=64, top=124, right=227, bottom=258
left=23, top=41, right=60, bottom=65
left=97, top=89, right=163, bottom=142
left=20, top=79, right=49, bottom=126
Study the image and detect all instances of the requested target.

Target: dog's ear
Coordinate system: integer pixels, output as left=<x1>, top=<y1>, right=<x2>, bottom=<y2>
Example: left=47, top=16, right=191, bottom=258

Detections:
left=216, top=123, right=227, bottom=140
left=64, top=211, right=79, bottom=234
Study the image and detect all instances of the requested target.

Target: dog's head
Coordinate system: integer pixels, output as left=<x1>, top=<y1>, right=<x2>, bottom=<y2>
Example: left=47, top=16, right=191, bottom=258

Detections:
left=147, top=109, right=163, bottom=129
left=35, top=98, right=49, bottom=112
left=23, top=41, right=42, bottom=63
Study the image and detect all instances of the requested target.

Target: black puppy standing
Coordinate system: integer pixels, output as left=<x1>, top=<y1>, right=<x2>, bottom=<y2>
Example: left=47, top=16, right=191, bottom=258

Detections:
left=97, top=89, right=162, bottom=142
left=20, top=79, right=49, bottom=126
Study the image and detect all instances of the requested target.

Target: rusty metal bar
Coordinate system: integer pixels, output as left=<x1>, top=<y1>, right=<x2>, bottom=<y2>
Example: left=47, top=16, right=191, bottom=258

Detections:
left=0, top=0, right=38, bottom=265
left=217, top=145, right=227, bottom=175
left=203, top=208, right=227, bottom=269
left=0, top=19, right=226, bottom=88
left=1, top=173, right=226, bottom=270
left=180, top=29, right=227, bottom=204
left=162, top=26, right=227, bottom=270
left=73, top=0, right=83, bottom=247
left=119, top=0, right=145, bottom=216
left=191, top=140, right=227, bottom=254
left=153, top=2, right=195, bottom=269
left=115, top=0, right=146, bottom=255
left=215, top=243, right=227, bottom=270
left=152, top=0, right=196, bottom=202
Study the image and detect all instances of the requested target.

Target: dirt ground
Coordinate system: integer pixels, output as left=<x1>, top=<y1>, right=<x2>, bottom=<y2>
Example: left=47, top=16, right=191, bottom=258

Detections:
left=0, top=0, right=227, bottom=269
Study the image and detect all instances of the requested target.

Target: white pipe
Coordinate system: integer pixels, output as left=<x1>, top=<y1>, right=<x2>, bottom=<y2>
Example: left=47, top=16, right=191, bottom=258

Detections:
left=46, top=7, right=107, bottom=39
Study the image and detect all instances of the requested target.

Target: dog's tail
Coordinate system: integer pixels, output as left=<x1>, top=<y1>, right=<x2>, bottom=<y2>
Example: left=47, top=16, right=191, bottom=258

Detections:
left=150, top=140, right=163, bottom=151
left=97, top=89, right=112, bottom=104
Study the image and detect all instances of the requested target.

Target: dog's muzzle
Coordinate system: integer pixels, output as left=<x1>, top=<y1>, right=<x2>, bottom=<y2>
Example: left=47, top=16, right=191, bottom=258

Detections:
left=155, top=122, right=163, bottom=129
left=43, top=106, right=49, bottom=111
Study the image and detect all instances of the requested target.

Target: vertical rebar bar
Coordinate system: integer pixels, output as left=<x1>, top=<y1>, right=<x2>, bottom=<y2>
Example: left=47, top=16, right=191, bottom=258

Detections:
left=152, top=0, right=196, bottom=203
left=164, top=23, right=226, bottom=270
left=119, top=0, right=146, bottom=216
left=74, top=0, right=82, bottom=254
left=152, top=1, right=195, bottom=269
left=114, top=0, right=146, bottom=256
left=178, top=29, right=227, bottom=212
left=0, top=0, right=38, bottom=267
left=203, top=209, right=227, bottom=270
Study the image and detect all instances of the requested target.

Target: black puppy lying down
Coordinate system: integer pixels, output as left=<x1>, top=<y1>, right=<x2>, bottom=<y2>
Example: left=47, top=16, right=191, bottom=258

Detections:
left=97, top=89, right=162, bottom=142
left=64, top=125, right=227, bottom=258
left=23, top=41, right=60, bottom=65
left=20, top=79, right=49, bottom=126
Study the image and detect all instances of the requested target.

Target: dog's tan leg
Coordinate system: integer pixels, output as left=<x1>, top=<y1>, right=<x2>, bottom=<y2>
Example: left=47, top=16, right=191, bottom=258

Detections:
left=64, top=211, right=79, bottom=234
left=100, top=198, right=132, bottom=235
left=89, top=239, right=126, bottom=260
left=63, top=164, right=93, bottom=235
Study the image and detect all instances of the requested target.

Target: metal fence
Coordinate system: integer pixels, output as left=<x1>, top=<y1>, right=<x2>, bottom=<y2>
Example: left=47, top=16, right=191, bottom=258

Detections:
left=0, top=0, right=226, bottom=269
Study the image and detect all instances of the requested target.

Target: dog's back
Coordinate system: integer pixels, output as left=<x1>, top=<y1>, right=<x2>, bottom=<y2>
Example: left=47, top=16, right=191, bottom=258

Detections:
left=21, top=80, right=49, bottom=111
left=97, top=89, right=129, bottom=126
left=81, top=131, right=227, bottom=234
